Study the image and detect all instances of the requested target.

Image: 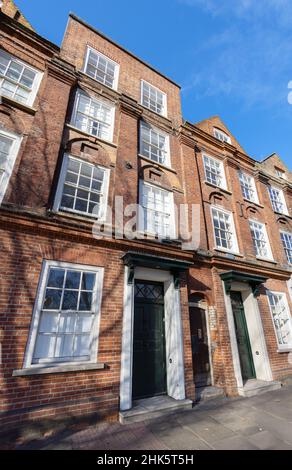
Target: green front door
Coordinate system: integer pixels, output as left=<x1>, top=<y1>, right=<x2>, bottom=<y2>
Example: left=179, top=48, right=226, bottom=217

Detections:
left=132, top=281, right=166, bottom=400
left=230, top=291, right=256, bottom=382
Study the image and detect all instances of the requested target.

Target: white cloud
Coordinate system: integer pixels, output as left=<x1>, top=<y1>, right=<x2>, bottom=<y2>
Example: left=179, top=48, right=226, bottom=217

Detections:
left=179, top=0, right=292, bottom=111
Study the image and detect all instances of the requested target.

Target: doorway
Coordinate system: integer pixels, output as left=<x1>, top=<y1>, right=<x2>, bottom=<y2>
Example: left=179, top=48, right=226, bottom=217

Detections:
left=132, top=281, right=167, bottom=400
left=189, top=305, right=211, bottom=387
left=230, top=291, right=256, bottom=382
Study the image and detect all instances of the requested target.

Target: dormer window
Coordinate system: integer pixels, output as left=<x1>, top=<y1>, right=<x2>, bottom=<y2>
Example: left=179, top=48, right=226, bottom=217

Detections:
left=275, top=168, right=286, bottom=180
left=214, top=128, right=231, bottom=144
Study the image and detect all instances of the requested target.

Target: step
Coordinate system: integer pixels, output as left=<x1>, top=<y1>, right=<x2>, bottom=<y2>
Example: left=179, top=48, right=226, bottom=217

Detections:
left=119, top=395, right=193, bottom=424
left=238, top=379, right=282, bottom=398
left=195, top=386, right=225, bottom=403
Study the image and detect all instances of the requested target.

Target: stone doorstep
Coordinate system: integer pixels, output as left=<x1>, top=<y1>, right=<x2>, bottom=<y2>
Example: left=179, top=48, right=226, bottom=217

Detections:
left=195, top=386, right=225, bottom=403
left=119, top=396, right=193, bottom=424
left=238, top=379, right=282, bottom=398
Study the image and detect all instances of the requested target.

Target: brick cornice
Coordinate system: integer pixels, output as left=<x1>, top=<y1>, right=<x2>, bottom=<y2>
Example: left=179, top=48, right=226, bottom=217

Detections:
left=210, top=254, right=292, bottom=281
left=119, top=94, right=143, bottom=119
left=0, top=207, right=193, bottom=263
left=47, top=57, right=76, bottom=86
left=0, top=11, right=59, bottom=57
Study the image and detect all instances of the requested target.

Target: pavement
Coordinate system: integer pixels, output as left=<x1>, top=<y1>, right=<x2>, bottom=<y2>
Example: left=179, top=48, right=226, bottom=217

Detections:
left=10, top=384, right=292, bottom=450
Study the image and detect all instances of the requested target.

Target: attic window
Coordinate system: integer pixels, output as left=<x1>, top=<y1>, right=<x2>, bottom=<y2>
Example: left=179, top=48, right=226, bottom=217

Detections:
left=14, top=11, right=21, bottom=21
left=275, top=168, right=286, bottom=180
left=214, top=128, right=231, bottom=144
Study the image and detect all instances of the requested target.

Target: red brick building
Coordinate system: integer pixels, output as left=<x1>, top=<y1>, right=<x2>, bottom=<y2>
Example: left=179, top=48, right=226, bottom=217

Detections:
left=1, top=1, right=292, bottom=431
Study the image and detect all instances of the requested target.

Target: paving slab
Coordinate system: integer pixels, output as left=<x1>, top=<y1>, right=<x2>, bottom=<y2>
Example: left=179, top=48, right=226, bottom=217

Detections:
left=6, top=383, right=292, bottom=451
left=248, top=430, right=288, bottom=450
left=212, top=435, right=258, bottom=450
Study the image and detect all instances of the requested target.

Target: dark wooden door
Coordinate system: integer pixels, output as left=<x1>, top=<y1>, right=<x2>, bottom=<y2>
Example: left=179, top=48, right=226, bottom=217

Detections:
left=230, top=291, right=256, bottom=382
left=190, top=306, right=211, bottom=387
left=132, top=281, right=166, bottom=400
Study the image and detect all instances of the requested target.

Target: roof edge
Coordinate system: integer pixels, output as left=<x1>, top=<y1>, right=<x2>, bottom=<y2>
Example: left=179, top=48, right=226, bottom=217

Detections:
left=68, top=13, right=181, bottom=89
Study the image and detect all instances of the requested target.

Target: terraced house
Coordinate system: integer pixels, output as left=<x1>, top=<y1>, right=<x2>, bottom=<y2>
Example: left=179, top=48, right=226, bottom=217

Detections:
left=1, top=0, right=292, bottom=431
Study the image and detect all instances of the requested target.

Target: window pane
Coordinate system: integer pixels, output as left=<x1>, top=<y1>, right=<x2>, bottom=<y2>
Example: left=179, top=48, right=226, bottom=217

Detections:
left=65, top=271, right=81, bottom=289
left=74, top=335, right=90, bottom=356
left=0, top=51, right=9, bottom=75
left=20, top=68, right=36, bottom=88
left=39, top=312, right=59, bottom=333
left=61, top=194, right=74, bottom=209
left=81, top=272, right=95, bottom=290
left=34, top=335, right=56, bottom=359
left=79, top=291, right=93, bottom=311
left=43, top=289, right=62, bottom=310
left=75, top=198, right=88, bottom=212
left=47, top=268, right=65, bottom=288
left=76, top=314, right=93, bottom=333
left=62, top=290, right=79, bottom=310
left=59, top=313, right=76, bottom=333
left=6, top=61, right=22, bottom=81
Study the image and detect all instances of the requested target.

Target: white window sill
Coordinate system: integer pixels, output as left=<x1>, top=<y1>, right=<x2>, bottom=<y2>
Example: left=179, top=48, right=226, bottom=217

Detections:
left=66, top=123, right=117, bottom=148
left=12, top=362, right=107, bottom=377
left=1, top=95, right=37, bottom=115
left=138, top=154, right=175, bottom=173
left=273, top=209, right=290, bottom=218
left=141, top=103, right=167, bottom=119
left=204, top=181, right=232, bottom=195
left=56, top=207, right=107, bottom=224
left=214, top=248, right=243, bottom=257
left=277, top=348, right=292, bottom=353
left=256, top=256, right=277, bottom=264
left=79, top=70, right=118, bottom=92
left=243, top=198, right=264, bottom=208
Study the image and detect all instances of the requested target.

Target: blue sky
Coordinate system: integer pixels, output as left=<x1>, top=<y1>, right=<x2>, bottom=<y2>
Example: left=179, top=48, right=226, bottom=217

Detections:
left=15, top=0, right=292, bottom=167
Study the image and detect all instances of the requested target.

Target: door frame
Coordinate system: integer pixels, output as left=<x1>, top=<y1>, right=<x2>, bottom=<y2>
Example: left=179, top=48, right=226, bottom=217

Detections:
left=189, top=301, right=214, bottom=387
left=223, top=281, right=273, bottom=393
left=132, top=280, right=167, bottom=399
left=230, top=291, right=256, bottom=381
left=120, top=266, right=186, bottom=411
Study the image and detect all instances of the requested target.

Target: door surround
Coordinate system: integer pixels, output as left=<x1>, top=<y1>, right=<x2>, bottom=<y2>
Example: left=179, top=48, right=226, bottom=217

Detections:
left=223, top=280, right=273, bottom=392
left=120, top=266, right=186, bottom=411
left=189, top=301, right=214, bottom=387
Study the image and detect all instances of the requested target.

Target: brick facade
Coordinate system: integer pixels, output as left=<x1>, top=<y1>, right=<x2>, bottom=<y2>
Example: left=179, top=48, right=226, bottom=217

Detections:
left=1, top=2, right=292, bottom=432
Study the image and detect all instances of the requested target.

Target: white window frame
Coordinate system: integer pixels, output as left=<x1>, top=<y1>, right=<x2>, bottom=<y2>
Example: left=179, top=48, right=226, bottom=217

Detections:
left=53, top=154, right=110, bottom=221
left=139, top=180, right=176, bottom=239
left=0, top=128, right=22, bottom=205
left=140, top=80, right=167, bottom=117
left=83, top=46, right=119, bottom=90
left=0, top=49, right=43, bottom=107
left=71, top=89, right=115, bottom=142
left=239, top=171, right=259, bottom=204
left=280, top=231, right=292, bottom=264
left=249, top=219, right=274, bottom=261
left=139, top=121, right=170, bottom=167
left=203, top=154, right=227, bottom=190
left=211, top=205, right=239, bottom=254
left=267, top=291, right=292, bottom=351
left=213, top=128, right=231, bottom=144
left=268, top=186, right=288, bottom=215
left=23, top=260, right=104, bottom=369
